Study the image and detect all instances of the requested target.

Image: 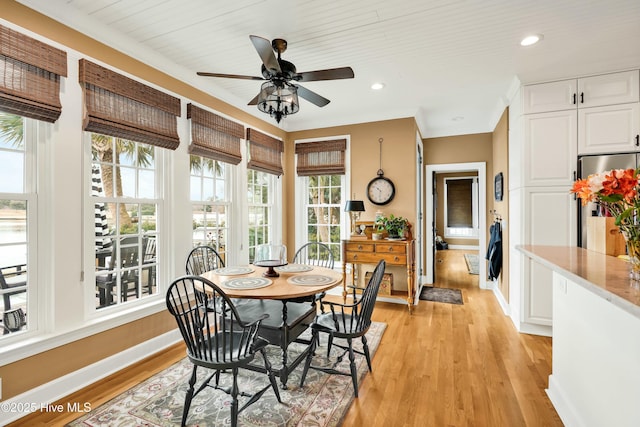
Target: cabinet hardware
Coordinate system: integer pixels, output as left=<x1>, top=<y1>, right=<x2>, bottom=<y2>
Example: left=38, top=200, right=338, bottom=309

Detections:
left=572, top=93, right=577, bottom=104
left=580, top=92, right=584, bottom=103
left=357, top=245, right=363, bottom=250
left=636, top=135, right=639, bottom=147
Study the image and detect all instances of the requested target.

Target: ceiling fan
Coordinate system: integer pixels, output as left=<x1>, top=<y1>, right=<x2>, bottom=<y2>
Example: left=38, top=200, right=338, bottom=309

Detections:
left=197, top=35, right=355, bottom=123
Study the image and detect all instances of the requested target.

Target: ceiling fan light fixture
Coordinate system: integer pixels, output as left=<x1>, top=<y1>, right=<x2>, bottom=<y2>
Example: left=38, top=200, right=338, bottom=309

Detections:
left=257, top=81, right=299, bottom=123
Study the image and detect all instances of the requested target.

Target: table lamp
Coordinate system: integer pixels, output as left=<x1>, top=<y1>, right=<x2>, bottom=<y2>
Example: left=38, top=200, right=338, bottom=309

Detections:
left=345, top=200, right=365, bottom=236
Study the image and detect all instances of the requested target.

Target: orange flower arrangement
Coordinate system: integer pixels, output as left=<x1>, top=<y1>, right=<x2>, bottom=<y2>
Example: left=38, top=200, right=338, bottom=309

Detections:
left=571, top=168, right=640, bottom=225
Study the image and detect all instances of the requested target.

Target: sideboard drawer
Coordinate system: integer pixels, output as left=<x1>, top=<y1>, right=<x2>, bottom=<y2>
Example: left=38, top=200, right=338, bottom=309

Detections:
left=345, top=242, right=375, bottom=252
left=375, top=243, right=406, bottom=254
left=344, top=252, right=379, bottom=263
left=378, top=253, right=407, bottom=265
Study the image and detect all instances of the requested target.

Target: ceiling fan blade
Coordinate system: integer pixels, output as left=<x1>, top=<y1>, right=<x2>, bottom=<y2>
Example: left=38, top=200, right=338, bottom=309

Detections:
left=249, top=35, right=281, bottom=75
left=295, top=67, right=355, bottom=82
left=197, top=72, right=264, bottom=80
left=247, top=93, right=260, bottom=106
left=294, top=84, right=331, bottom=107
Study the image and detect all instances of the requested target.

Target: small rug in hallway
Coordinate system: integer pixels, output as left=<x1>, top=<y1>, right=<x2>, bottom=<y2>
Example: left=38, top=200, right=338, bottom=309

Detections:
left=463, top=253, right=479, bottom=275
left=67, top=322, right=386, bottom=427
left=419, top=287, right=464, bottom=305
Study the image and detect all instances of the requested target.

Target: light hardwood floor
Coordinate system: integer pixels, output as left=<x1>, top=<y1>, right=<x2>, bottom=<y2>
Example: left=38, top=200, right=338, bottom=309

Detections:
left=9, top=249, right=563, bottom=426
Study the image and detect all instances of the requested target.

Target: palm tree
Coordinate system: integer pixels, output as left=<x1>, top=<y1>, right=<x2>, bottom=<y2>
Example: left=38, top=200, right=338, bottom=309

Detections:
left=92, top=134, right=154, bottom=229
left=0, top=113, right=24, bottom=148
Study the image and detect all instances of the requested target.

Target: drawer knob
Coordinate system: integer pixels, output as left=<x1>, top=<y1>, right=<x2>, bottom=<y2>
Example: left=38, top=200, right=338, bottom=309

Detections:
left=357, top=245, right=363, bottom=250
left=394, top=256, right=400, bottom=262
left=388, top=246, right=393, bottom=251
left=353, top=255, right=358, bottom=260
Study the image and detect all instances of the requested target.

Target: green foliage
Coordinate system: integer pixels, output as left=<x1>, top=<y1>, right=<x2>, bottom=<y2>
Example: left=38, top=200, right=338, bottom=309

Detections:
left=375, top=214, right=408, bottom=237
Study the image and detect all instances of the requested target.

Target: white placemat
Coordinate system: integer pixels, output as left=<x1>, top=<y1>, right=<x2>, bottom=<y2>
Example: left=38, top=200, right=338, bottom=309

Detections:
left=287, top=274, right=337, bottom=286
left=275, top=263, right=314, bottom=273
left=213, top=266, right=254, bottom=275
left=221, top=277, right=272, bottom=290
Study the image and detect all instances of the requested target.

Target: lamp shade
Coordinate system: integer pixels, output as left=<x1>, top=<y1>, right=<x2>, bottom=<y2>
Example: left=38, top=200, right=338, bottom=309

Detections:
left=257, top=81, right=299, bottom=123
left=344, top=200, right=365, bottom=212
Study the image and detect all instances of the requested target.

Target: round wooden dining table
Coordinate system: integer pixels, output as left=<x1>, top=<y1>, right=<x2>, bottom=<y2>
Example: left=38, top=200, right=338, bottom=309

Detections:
left=200, top=264, right=343, bottom=299
left=200, top=263, right=343, bottom=387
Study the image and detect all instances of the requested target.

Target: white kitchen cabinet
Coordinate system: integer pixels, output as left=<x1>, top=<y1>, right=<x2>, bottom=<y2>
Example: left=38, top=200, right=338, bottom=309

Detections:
left=522, top=188, right=576, bottom=331
left=578, top=102, right=640, bottom=154
left=523, top=70, right=639, bottom=114
left=524, top=110, right=577, bottom=186
left=578, top=70, right=639, bottom=108
left=523, top=79, right=576, bottom=114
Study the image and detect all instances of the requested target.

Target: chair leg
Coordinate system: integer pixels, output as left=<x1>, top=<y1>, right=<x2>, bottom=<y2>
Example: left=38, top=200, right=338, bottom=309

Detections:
left=260, top=347, right=282, bottom=402
left=182, top=365, right=198, bottom=427
left=231, top=367, right=239, bottom=427
left=347, top=338, right=359, bottom=398
left=300, top=329, right=318, bottom=388
left=327, top=334, right=334, bottom=357
left=362, top=335, right=372, bottom=372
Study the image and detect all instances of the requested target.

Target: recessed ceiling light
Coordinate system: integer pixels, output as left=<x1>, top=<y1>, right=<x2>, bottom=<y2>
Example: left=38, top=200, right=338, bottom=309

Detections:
left=521, top=34, right=543, bottom=46
left=371, top=82, right=385, bottom=90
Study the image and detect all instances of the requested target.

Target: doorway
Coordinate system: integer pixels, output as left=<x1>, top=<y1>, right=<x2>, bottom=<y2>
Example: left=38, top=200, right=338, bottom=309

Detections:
left=425, top=162, right=488, bottom=289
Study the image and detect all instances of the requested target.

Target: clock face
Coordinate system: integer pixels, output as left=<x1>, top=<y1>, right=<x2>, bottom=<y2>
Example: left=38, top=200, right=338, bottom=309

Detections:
left=367, top=176, right=396, bottom=205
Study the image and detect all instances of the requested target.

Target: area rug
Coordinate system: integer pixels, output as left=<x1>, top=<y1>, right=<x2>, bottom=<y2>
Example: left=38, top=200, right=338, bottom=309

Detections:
left=463, top=253, right=479, bottom=275
left=67, top=322, right=386, bottom=427
left=419, top=287, right=464, bottom=305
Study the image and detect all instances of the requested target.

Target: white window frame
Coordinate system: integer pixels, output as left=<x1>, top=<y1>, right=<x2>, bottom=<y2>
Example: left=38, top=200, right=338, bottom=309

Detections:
left=294, top=135, right=350, bottom=267
left=246, top=168, right=282, bottom=263
left=0, top=116, right=41, bottom=341
left=82, top=133, right=167, bottom=317
left=443, top=176, right=479, bottom=238
left=189, top=156, right=233, bottom=259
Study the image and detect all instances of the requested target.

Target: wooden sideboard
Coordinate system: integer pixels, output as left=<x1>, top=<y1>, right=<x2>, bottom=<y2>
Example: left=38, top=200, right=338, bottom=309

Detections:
left=342, top=238, right=415, bottom=313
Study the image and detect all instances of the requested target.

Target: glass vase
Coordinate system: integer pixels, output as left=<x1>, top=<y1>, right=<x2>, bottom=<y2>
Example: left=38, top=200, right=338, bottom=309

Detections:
left=622, top=229, right=640, bottom=286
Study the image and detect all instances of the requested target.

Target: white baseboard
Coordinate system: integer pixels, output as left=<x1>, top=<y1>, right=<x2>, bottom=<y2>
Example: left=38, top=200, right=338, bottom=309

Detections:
left=492, top=286, right=510, bottom=316
left=0, top=329, right=182, bottom=425
left=547, top=374, right=585, bottom=427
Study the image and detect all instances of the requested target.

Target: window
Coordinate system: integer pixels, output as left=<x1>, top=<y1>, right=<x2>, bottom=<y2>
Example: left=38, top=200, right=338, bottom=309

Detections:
left=302, top=175, right=343, bottom=262
left=190, top=156, right=230, bottom=262
left=444, top=177, right=479, bottom=238
left=247, top=169, right=276, bottom=263
left=294, top=137, right=349, bottom=264
left=91, top=134, right=161, bottom=309
left=0, top=113, right=35, bottom=336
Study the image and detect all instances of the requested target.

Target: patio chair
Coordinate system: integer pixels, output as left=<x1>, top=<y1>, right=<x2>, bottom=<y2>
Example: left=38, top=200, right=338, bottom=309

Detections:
left=95, top=237, right=142, bottom=307
left=166, top=275, right=281, bottom=427
left=299, top=259, right=385, bottom=397
left=0, top=264, right=27, bottom=312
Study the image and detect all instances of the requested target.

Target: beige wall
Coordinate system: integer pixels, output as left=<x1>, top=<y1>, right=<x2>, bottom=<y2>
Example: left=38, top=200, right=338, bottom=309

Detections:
left=491, top=109, right=509, bottom=301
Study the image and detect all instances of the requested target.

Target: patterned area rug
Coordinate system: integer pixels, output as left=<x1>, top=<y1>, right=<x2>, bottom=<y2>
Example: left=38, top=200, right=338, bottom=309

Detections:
left=463, top=253, right=480, bottom=275
left=67, top=322, right=386, bottom=427
left=419, top=287, right=464, bottom=305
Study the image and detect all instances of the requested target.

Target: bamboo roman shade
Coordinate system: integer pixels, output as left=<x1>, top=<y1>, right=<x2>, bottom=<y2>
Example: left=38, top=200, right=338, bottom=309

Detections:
left=0, top=24, right=67, bottom=122
left=78, top=59, right=181, bottom=150
left=246, top=128, right=284, bottom=176
left=187, top=104, right=243, bottom=165
left=295, top=139, right=347, bottom=176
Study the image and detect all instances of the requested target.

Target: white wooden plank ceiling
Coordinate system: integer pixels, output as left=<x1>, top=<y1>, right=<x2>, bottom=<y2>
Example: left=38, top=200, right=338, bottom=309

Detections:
left=13, top=0, right=640, bottom=137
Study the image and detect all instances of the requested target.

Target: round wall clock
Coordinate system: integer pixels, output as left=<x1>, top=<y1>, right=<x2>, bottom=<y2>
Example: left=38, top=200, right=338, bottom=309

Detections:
left=367, top=172, right=395, bottom=205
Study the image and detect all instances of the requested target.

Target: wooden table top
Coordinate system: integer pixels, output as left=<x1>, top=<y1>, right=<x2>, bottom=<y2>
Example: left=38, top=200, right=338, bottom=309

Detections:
left=200, top=265, right=343, bottom=300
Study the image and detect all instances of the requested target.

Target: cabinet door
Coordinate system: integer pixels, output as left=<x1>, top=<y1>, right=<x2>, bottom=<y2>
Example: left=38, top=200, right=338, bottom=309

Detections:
left=524, top=111, right=577, bottom=186
left=523, top=188, right=576, bottom=326
left=523, top=79, right=577, bottom=114
left=578, top=103, right=640, bottom=154
left=578, top=70, right=640, bottom=108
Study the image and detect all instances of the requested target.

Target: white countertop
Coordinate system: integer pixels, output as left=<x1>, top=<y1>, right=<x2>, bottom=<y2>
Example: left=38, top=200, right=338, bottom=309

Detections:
left=517, top=245, right=640, bottom=319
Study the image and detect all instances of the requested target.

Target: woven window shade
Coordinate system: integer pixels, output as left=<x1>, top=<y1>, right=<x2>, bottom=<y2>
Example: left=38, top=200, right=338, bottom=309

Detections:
left=246, top=128, right=284, bottom=176
left=295, top=139, right=347, bottom=176
left=0, top=24, right=67, bottom=122
left=187, top=103, right=243, bottom=165
left=78, top=59, right=181, bottom=150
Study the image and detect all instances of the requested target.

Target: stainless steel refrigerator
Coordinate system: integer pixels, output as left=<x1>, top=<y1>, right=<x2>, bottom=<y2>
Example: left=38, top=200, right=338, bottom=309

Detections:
left=578, top=153, right=640, bottom=248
